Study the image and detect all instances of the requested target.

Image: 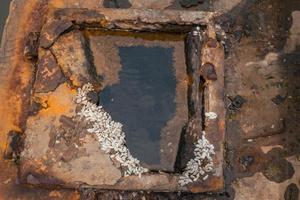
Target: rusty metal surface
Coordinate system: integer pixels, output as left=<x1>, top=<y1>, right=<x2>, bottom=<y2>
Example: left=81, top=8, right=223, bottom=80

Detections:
left=0, top=0, right=225, bottom=194
left=39, top=7, right=214, bottom=49
left=0, top=1, right=79, bottom=199
left=16, top=7, right=225, bottom=192
left=1, top=0, right=299, bottom=199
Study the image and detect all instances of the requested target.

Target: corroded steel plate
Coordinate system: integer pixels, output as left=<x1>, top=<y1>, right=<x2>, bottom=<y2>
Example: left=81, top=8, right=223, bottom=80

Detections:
left=2, top=6, right=225, bottom=192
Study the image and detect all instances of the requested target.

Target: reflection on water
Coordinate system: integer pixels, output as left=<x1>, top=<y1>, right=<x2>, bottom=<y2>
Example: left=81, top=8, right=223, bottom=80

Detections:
left=99, top=46, right=176, bottom=166
left=0, top=1, right=10, bottom=43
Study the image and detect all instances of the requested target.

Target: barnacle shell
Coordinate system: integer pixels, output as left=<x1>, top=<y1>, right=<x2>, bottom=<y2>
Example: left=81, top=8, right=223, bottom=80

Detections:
left=75, top=83, right=148, bottom=177
left=178, top=132, right=215, bottom=186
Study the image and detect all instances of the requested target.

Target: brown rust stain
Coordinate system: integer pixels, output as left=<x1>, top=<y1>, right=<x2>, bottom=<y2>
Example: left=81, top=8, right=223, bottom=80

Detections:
left=0, top=0, right=48, bottom=151
left=0, top=1, right=80, bottom=197
left=190, top=176, right=224, bottom=193
left=40, top=19, right=74, bottom=49
left=0, top=0, right=224, bottom=195
left=34, top=49, right=65, bottom=93
left=19, top=159, right=60, bottom=183
left=49, top=0, right=104, bottom=10
left=84, top=29, right=185, bottom=42
left=0, top=1, right=80, bottom=198
left=0, top=158, right=79, bottom=200
left=50, top=30, right=101, bottom=88
left=48, top=0, right=66, bottom=9
left=34, top=83, right=77, bottom=117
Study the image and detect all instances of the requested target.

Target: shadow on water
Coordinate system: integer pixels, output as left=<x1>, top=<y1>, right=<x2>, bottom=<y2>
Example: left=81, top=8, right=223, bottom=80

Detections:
left=99, top=46, right=176, bottom=166
left=0, top=1, right=10, bottom=43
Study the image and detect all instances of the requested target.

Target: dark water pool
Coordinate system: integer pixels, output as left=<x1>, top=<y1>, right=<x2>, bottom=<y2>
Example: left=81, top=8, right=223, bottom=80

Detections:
left=99, top=46, right=176, bottom=166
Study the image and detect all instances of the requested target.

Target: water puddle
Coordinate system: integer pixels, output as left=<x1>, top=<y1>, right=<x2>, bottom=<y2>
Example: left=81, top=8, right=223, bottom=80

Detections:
left=87, top=30, right=188, bottom=171
left=99, top=46, right=176, bottom=165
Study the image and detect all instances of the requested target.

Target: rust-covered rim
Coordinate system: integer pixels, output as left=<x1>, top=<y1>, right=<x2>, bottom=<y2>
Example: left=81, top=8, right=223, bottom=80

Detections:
left=12, top=7, right=225, bottom=193
left=39, top=8, right=216, bottom=49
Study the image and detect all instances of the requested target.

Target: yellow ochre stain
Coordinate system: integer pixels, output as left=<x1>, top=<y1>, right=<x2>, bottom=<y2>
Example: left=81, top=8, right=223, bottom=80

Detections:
left=35, top=83, right=77, bottom=117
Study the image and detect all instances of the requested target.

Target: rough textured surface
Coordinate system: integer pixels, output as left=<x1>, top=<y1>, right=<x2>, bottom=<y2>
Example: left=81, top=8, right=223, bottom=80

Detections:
left=236, top=52, right=285, bottom=139
left=233, top=157, right=300, bottom=200
left=212, top=0, right=241, bottom=13
left=224, top=0, right=300, bottom=199
left=103, top=0, right=131, bottom=9
left=20, top=83, right=122, bottom=186
left=263, top=158, right=294, bottom=183
left=22, top=83, right=77, bottom=159
left=9, top=4, right=225, bottom=191
left=180, top=0, right=204, bottom=8
left=40, top=19, right=73, bottom=49
left=0, top=1, right=80, bottom=199
left=0, top=0, right=46, bottom=151
left=201, top=26, right=225, bottom=189
left=45, top=8, right=213, bottom=33
left=51, top=30, right=99, bottom=87
left=23, top=32, right=39, bottom=60
left=34, top=49, right=65, bottom=93
left=50, top=135, right=122, bottom=186
left=129, top=0, right=174, bottom=9
left=38, top=7, right=214, bottom=51
left=22, top=115, right=53, bottom=159
left=48, top=0, right=105, bottom=10
left=284, top=183, right=299, bottom=200
left=176, top=28, right=204, bottom=170
left=19, top=28, right=225, bottom=191
left=0, top=0, right=299, bottom=199
left=2, top=0, right=223, bottom=195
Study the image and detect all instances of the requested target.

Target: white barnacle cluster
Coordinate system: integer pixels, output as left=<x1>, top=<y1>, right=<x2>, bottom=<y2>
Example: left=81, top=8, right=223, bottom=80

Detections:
left=205, top=112, right=218, bottom=120
left=75, top=83, right=148, bottom=177
left=178, top=132, right=215, bottom=186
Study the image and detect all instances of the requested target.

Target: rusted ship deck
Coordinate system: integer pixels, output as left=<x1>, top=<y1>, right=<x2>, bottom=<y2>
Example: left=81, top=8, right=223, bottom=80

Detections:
left=0, top=0, right=299, bottom=199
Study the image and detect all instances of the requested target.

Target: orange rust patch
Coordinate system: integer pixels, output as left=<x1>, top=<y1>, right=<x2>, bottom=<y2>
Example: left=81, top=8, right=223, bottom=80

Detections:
left=84, top=29, right=184, bottom=42
left=0, top=0, right=47, bottom=151
left=35, top=83, right=77, bottom=117
left=48, top=0, right=66, bottom=9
